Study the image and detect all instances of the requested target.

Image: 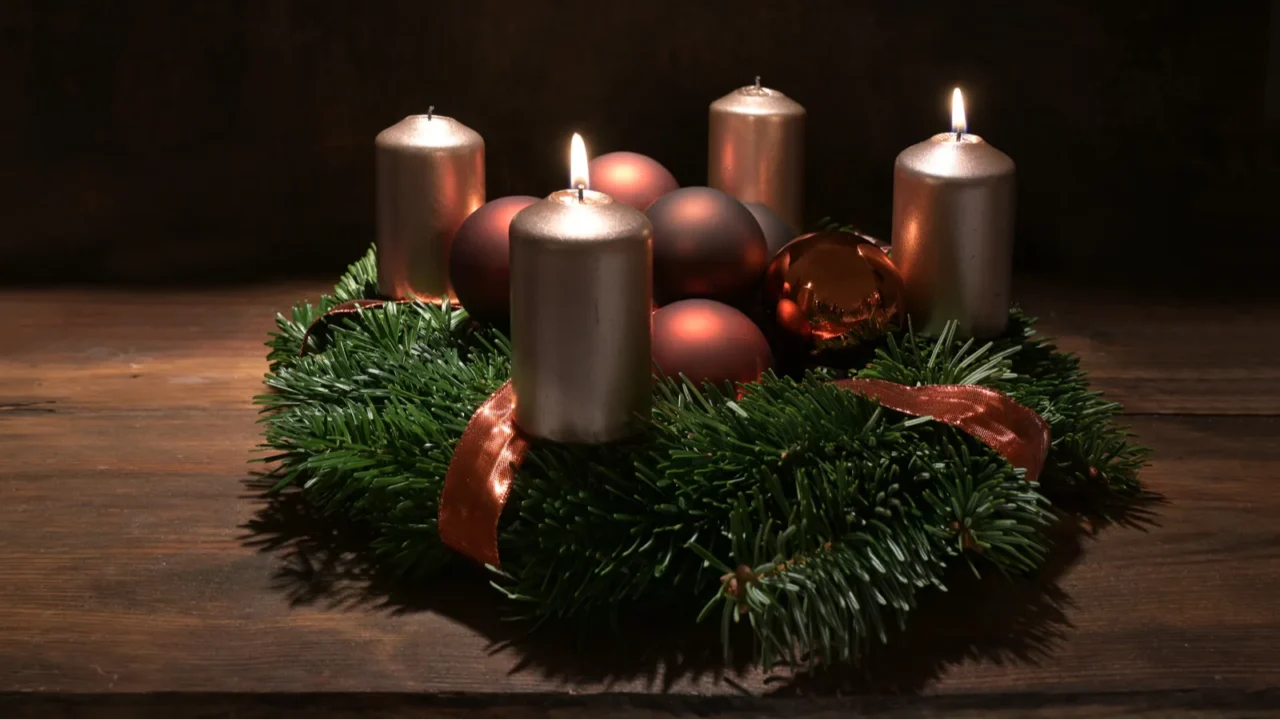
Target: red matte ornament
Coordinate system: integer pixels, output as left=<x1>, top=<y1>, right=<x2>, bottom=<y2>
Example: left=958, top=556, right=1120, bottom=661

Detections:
left=652, top=299, right=774, bottom=388
left=449, top=195, right=539, bottom=325
left=587, top=151, right=680, bottom=211
left=646, top=187, right=769, bottom=307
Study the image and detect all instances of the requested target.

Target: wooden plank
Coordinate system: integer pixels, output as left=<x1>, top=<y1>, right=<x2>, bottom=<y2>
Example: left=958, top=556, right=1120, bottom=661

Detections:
left=0, top=408, right=1276, bottom=697
left=0, top=286, right=310, bottom=411
left=2, top=284, right=1278, bottom=416
left=2, top=689, right=1279, bottom=718
left=1018, top=280, right=1280, bottom=416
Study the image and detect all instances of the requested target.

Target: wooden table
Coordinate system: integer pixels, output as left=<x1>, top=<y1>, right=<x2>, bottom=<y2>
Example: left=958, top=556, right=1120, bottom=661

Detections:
left=1, top=282, right=1277, bottom=717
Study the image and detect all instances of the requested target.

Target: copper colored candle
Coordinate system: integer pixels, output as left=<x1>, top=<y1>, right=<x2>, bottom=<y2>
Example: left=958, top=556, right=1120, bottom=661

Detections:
left=892, top=89, right=1015, bottom=339
left=509, top=134, right=654, bottom=444
left=708, top=78, right=806, bottom=231
left=376, top=110, right=485, bottom=301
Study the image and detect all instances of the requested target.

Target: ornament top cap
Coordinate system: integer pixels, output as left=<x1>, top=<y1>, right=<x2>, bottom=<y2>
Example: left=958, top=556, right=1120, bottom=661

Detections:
left=376, top=112, right=484, bottom=150
left=711, top=80, right=806, bottom=117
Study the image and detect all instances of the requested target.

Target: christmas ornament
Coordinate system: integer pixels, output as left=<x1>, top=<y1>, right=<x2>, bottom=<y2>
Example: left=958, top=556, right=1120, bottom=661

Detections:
left=764, top=230, right=904, bottom=348
left=449, top=195, right=538, bottom=325
left=646, top=187, right=769, bottom=306
left=836, top=227, right=893, bottom=256
left=863, top=230, right=893, bottom=255
left=651, top=299, right=773, bottom=387
left=743, top=201, right=796, bottom=258
left=587, top=151, right=680, bottom=211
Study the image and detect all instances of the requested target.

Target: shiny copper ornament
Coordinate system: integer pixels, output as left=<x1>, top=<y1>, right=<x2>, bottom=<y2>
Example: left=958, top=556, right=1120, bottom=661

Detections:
left=652, top=299, right=773, bottom=387
left=764, top=231, right=904, bottom=350
left=587, top=151, right=680, bottom=211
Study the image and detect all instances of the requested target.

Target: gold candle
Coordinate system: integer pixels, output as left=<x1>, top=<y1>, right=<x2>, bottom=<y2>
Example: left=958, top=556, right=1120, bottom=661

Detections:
left=376, top=109, right=485, bottom=301
left=892, top=89, right=1015, bottom=339
left=509, top=134, right=654, bottom=443
left=708, top=78, right=806, bottom=231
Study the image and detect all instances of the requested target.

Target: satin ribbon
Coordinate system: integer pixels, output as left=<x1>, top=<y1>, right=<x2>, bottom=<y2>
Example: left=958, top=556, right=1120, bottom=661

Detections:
left=438, top=381, right=527, bottom=567
left=298, top=296, right=453, bottom=356
left=833, top=378, right=1050, bottom=482
left=436, top=377, right=1050, bottom=568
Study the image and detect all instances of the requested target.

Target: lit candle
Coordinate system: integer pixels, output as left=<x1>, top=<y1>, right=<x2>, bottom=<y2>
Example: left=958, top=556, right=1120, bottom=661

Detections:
left=892, top=88, right=1015, bottom=338
left=708, top=77, right=806, bottom=232
left=376, top=109, right=485, bottom=301
left=509, top=134, right=654, bottom=443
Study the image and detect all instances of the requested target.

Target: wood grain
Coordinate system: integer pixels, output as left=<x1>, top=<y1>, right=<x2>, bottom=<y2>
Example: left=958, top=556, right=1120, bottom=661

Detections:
left=0, top=286, right=1277, bottom=714
left=1017, top=280, right=1280, bottom=416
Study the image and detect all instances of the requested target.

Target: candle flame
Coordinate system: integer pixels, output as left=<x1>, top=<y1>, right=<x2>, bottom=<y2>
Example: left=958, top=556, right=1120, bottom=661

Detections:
left=951, top=88, right=966, bottom=135
left=570, top=132, right=589, bottom=190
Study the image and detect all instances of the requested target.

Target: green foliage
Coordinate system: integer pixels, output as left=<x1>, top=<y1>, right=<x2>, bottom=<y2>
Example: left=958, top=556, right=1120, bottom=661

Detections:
left=258, top=245, right=1147, bottom=667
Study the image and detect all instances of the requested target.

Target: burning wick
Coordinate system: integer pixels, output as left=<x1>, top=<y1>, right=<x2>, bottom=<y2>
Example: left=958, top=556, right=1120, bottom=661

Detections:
left=570, top=132, right=589, bottom=203
left=951, top=88, right=966, bottom=142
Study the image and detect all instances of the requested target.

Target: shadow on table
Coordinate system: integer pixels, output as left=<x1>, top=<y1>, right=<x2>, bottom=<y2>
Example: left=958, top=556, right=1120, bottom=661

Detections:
left=239, top=475, right=1163, bottom=695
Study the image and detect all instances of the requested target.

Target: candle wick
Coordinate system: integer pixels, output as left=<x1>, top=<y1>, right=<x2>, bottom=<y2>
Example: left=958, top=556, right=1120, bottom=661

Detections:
left=955, top=130, right=962, bottom=142
left=427, top=106, right=434, bottom=121
left=754, top=75, right=761, bottom=89
left=577, top=185, right=585, bottom=202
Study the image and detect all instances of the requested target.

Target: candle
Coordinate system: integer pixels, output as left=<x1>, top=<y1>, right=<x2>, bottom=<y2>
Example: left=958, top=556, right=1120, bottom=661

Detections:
left=509, top=134, right=654, bottom=443
left=375, top=109, right=485, bottom=301
left=708, top=78, right=806, bottom=231
left=892, top=88, right=1015, bottom=338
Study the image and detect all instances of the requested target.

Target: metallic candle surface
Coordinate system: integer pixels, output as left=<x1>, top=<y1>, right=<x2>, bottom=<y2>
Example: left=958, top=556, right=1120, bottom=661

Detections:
left=375, top=111, right=485, bottom=301
left=708, top=78, right=806, bottom=231
left=509, top=134, right=654, bottom=443
left=892, top=89, right=1015, bottom=339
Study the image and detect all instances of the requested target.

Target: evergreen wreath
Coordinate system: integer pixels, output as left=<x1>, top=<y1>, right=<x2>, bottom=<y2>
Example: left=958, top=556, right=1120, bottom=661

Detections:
left=258, top=246, right=1147, bottom=669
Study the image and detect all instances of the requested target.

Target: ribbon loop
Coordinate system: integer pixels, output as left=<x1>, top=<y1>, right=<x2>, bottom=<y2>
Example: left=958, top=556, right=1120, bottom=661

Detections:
left=439, top=381, right=527, bottom=568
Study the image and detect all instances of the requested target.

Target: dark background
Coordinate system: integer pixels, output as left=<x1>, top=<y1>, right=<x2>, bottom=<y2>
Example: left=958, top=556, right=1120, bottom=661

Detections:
left=0, top=0, right=1276, bottom=289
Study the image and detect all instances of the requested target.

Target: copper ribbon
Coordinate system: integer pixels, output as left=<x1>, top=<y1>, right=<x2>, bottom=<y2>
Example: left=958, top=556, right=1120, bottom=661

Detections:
left=833, top=378, right=1051, bottom=482
left=296, top=297, right=523, bottom=567
left=436, top=377, right=1051, bottom=568
left=299, top=299, right=397, bottom=355
left=438, top=381, right=528, bottom=567
left=299, top=296, right=454, bottom=356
